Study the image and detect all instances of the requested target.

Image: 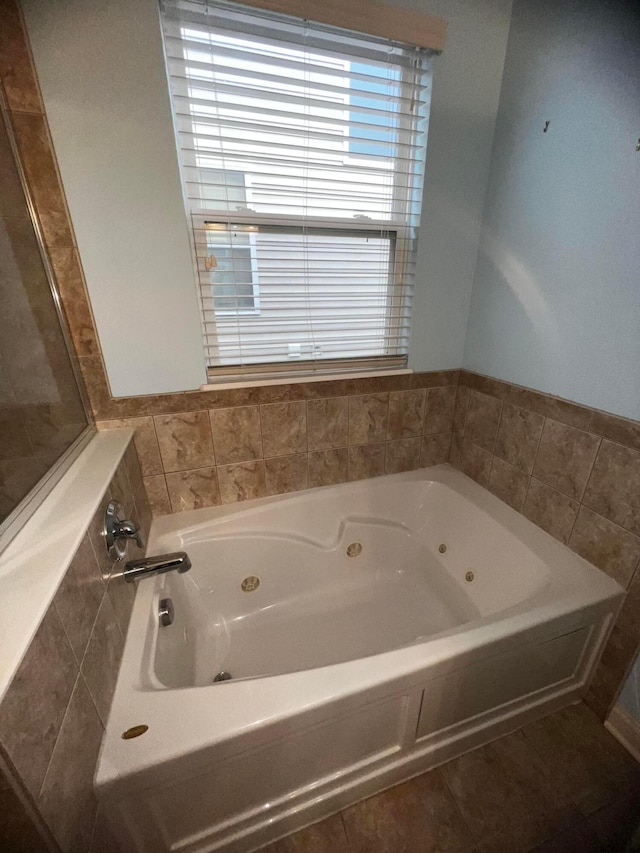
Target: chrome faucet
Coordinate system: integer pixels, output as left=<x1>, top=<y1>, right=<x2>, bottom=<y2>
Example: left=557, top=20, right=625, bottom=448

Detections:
left=104, top=500, right=146, bottom=561
left=123, top=551, right=192, bottom=583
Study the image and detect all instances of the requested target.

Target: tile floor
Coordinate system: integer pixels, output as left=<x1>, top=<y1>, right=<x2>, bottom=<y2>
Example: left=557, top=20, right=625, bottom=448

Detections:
left=260, top=702, right=640, bottom=853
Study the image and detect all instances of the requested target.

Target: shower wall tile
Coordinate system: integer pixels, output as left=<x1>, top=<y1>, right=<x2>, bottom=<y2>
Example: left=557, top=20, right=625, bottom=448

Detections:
left=154, top=411, right=215, bottom=473
left=452, top=370, right=640, bottom=718
left=387, top=389, right=426, bottom=439
left=532, top=420, right=600, bottom=501
left=0, top=0, right=43, bottom=113
left=143, top=474, right=171, bottom=517
left=420, top=433, right=451, bottom=468
left=348, top=443, right=386, bottom=481
left=423, top=386, right=456, bottom=435
left=37, top=675, right=103, bottom=853
left=260, top=401, right=307, bottom=456
left=523, top=478, right=579, bottom=544
left=495, top=404, right=544, bottom=473
left=47, top=248, right=99, bottom=358
left=583, top=440, right=640, bottom=537
left=218, top=460, right=267, bottom=504
left=165, top=467, right=221, bottom=513
left=0, top=606, right=77, bottom=798
left=264, top=453, right=308, bottom=496
left=348, top=393, right=389, bottom=445
left=307, top=397, right=349, bottom=450
left=568, top=507, right=640, bottom=588
left=209, top=406, right=262, bottom=464
left=0, top=434, right=148, bottom=851
left=97, top=416, right=162, bottom=476
left=308, top=448, right=348, bottom=488
left=464, top=390, right=502, bottom=452
left=488, top=456, right=529, bottom=512
left=385, top=437, right=422, bottom=474
left=53, top=533, right=104, bottom=662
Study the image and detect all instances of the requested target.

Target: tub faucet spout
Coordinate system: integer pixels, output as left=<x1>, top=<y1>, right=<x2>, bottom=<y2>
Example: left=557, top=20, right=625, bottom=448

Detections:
left=123, top=552, right=192, bottom=583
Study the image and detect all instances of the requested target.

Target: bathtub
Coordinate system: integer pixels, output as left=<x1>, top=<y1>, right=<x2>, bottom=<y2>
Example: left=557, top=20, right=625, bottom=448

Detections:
left=96, top=465, right=623, bottom=853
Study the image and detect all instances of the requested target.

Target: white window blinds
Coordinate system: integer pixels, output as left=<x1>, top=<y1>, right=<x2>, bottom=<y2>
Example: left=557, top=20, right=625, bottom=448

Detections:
left=160, top=0, right=433, bottom=376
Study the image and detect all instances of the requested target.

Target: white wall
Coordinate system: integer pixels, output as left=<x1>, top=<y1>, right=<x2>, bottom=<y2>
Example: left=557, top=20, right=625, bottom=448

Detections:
left=22, top=0, right=512, bottom=394
left=22, top=0, right=207, bottom=397
left=463, top=0, right=640, bottom=421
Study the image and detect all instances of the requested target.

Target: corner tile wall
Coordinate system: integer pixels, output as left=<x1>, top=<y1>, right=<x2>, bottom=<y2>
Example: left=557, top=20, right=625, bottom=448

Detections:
left=451, top=371, right=640, bottom=720
left=96, top=373, right=458, bottom=515
left=0, top=439, right=151, bottom=852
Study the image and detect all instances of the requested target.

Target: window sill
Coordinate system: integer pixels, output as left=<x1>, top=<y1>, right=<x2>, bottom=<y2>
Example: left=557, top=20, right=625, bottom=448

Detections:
left=200, top=367, right=413, bottom=392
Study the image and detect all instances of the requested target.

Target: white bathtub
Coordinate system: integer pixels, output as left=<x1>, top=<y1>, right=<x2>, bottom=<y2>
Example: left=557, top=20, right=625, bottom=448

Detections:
left=96, top=466, right=623, bottom=853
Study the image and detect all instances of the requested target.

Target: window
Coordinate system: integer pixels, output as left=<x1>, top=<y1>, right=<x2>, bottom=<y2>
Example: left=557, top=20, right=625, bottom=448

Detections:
left=161, top=0, right=433, bottom=377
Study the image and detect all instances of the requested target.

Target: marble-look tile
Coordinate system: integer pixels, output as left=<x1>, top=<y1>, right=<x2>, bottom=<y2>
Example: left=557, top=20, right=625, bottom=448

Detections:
left=154, top=411, right=215, bottom=473
left=106, top=570, right=136, bottom=640
left=264, top=454, right=308, bottom=496
left=10, top=112, right=73, bottom=248
left=165, top=467, right=221, bottom=512
left=260, top=402, right=307, bottom=457
left=582, top=440, right=640, bottom=537
left=589, top=410, right=640, bottom=453
left=488, top=456, right=529, bottom=512
left=344, top=374, right=410, bottom=395
left=568, top=506, right=640, bottom=587
left=508, top=386, right=593, bottom=431
left=96, top=416, right=162, bottom=476
left=348, top=443, right=386, bottom=481
left=386, top=437, right=422, bottom=474
left=109, top=457, right=134, bottom=518
left=307, top=398, right=349, bottom=450
left=442, top=730, right=579, bottom=853
left=143, top=474, right=171, bottom=517
left=452, top=386, right=469, bottom=436
left=464, top=391, right=502, bottom=452
left=209, top=406, right=262, bottom=464
left=263, top=814, right=350, bottom=853
left=424, top=386, right=456, bottom=435
left=342, top=770, right=474, bottom=853
left=494, top=404, right=544, bottom=473
left=0, top=606, right=77, bottom=798
left=259, top=379, right=347, bottom=403
left=411, top=369, right=460, bottom=389
left=217, top=460, right=267, bottom=503
left=459, top=440, right=492, bottom=487
left=616, top=567, right=640, bottom=640
left=77, top=355, right=112, bottom=419
left=585, top=626, right=639, bottom=719
left=461, top=371, right=512, bottom=401
left=53, top=534, right=104, bottom=662
left=47, top=248, right=98, bottom=358
left=38, top=676, right=103, bottom=853
left=522, top=702, right=640, bottom=818
left=308, top=448, right=348, bottom=488
left=449, top=432, right=463, bottom=468
left=421, top=433, right=451, bottom=467
left=80, top=595, right=124, bottom=726
left=0, top=1, right=44, bottom=113
left=348, top=393, right=388, bottom=445
left=532, top=420, right=600, bottom=501
left=523, top=478, right=579, bottom=544
left=387, top=389, right=426, bottom=439
left=89, top=805, right=123, bottom=853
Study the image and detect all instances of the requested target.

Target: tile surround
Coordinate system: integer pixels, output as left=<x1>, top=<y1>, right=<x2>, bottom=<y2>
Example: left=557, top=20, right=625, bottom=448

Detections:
left=0, top=440, right=151, bottom=852
left=452, top=370, right=640, bottom=719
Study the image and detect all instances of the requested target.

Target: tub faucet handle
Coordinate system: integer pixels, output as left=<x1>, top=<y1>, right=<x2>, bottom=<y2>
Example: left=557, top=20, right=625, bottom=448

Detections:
left=103, top=500, right=145, bottom=561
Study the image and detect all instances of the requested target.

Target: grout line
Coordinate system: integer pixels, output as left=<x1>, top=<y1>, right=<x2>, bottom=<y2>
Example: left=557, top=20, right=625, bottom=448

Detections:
left=36, top=671, right=82, bottom=802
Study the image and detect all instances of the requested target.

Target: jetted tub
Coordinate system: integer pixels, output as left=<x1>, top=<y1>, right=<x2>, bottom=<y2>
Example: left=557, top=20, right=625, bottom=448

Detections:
left=96, top=466, right=623, bottom=853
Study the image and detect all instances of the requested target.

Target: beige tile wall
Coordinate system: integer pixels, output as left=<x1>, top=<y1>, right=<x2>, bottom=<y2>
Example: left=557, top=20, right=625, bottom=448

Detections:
left=451, top=371, right=640, bottom=719
left=0, top=440, right=151, bottom=852
left=96, top=374, right=458, bottom=516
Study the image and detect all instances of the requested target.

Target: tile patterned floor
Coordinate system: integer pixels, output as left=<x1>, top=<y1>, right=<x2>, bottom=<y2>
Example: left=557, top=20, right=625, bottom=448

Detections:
left=259, top=703, right=640, bottom=853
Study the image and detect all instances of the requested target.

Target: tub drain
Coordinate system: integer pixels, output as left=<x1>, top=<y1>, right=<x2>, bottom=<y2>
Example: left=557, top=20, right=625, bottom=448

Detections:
left=213, top=671, right=232, bottom=682
left=346, top=542, right=363, bottom=557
